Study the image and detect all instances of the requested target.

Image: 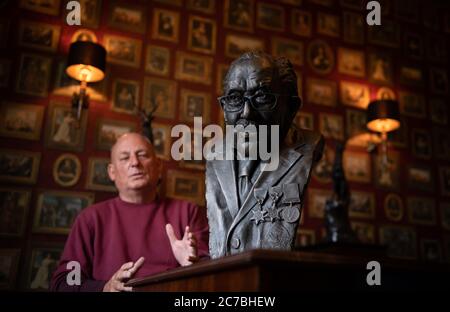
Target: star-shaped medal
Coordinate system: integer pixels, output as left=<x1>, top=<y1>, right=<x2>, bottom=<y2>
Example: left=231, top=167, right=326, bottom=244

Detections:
left=251, top=209, right=267, bottom=225
left=266, top=207, right=281, bottom=222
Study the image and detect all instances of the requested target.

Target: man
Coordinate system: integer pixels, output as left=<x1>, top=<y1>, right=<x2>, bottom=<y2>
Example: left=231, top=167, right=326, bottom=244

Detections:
left=51, top=133, right=209, bottom=291
left=206, top=52, right=324, bottom=258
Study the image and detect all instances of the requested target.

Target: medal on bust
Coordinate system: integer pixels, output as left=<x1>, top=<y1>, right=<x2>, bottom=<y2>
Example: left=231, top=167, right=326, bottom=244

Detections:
left=280, top=183, right=301, bottom=223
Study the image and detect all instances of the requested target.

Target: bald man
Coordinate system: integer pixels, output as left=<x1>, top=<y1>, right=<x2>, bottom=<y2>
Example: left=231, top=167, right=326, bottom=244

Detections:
left=50, top=133, right=209, bottom=292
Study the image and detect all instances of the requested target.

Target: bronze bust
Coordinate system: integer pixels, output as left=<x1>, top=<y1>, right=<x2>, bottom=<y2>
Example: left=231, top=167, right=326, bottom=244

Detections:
left=206, top=51, right=324, bottom=258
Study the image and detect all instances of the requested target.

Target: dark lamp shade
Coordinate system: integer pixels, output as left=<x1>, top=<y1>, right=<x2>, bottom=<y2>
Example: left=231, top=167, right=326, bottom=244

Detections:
left=66, top=41, right=106, bottom=83
left=366, top=100, right=400, bottom=133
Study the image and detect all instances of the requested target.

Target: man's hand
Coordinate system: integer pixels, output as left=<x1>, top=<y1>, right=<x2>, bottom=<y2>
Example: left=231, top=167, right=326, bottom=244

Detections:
left=103, top=257, right=145, bottom=292
left=165, top=224, right=199, bottom=266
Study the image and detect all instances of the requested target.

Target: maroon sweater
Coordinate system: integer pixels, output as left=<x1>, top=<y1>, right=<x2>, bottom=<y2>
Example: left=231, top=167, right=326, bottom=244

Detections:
left=50, top=197, right=209, bottom=292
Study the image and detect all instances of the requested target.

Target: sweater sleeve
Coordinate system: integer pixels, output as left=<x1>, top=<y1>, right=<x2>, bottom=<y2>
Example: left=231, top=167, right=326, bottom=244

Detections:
left=50, top=211, right=107, bottom=292
left=188, top=204, right=210, bottom=260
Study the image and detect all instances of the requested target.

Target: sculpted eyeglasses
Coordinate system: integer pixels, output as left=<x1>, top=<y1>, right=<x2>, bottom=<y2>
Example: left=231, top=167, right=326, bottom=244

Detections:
left=217, top=93, right=298, bottom=113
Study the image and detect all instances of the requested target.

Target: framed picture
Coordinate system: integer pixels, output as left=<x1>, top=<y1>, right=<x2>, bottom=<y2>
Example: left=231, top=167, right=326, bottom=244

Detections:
left=44, top=101, right=87, bottom=152
left=86, top=157, right=116, bottom=192
left=351, top=222, right=375, bottom=244
left=407, top=197, right=436, bottom=226
left=256, top=2, right=285, bottom=31
left=338, top=47, right=365, bottom=77
left=271, top=37, right=303, bottom=67
left=293, top=111, right=314, bottom=131
left=152, top=8, right=180, bottom=43
left=373, top=150, right=400, bottom=190
left=0, top=103, right=44, bottom=141
left=0, top=249, right=21, bottom=290
left=403, top=32, right=423, bottom=60
left=306, top=78, right=337, bottom=107
left=225, top=34, right=265, bottom=59
left=175, top=52, right=213, bottom=85
left=103, top=35, right=142, bottom=68
left=180, top=89, right=211, bottom=123
left=187, top=15, right=217, bottom=55
left=18, top=21, right=61, bottom=52
left=367, top=19, right=400, bottom=48
left=312, top=143, right=334, bottom=184
left=20, top=0, right=60, bottom=15
left=420, top=239, right=442, bottom=263
left=107, top=1, right=146, bottom=34
left=223, top=0, right=254, bottom=33
left=143, top=77, right=177, bottom=119
left=33, top=190, right=94, bottom=234
left=349, top=191, right=375, bottom=219
left=15, top=53, right=51, bottom=97
left=343, top=151, right=371, bottom=183
left=399, top=64, right=424, bottom=87
left=441, top=202, right=450, bottom=230
left=317, top=13, right=339, bottom=38
left=319, top=113, right=344, bottom=140
left=430, top=98, right=448, bottom=125
left=95, top=119, right=136, bottom=151
left=187, top=0, right=215, bottom=14
left=166, top=170, right=205, bottom=206
left=291, top=10, right=312, bottom=37
left=340, top=81, right=370, bottom=109
left=430, top=68, right=449, bottom=95
left=0, top=58, right=11, bottom=88
left=295, top=229, right=316, bottom=248
left=439, top=166, right=450, bottom=197
left=307, top=40, right=334, bottom=75
left=69, top=0, right=102, bottom=29
left=398, top=91, right=426, bottom=118
left=71, top=29, right=98, bottom=43
left=411, top=129, right=432, bottom=160
left=384, top=193, right=404, bottom=222
left=111, top=79, right=140, bottom=115
left=0, top=149, right=40, bottom=185
left=26, top=244, right=63, bottom=290
left=345, top=109, right=367, bottom=143
left=368, top=51, right=393, bottom=85
left=343, top=11, right=364, bottom=45
left=145, top=45, right=170, bottom=77
left=53, top=59, right=107, bottom=101
left=376, top=87, right=396, bottom=101
left=307, top=188, right=332, bottom=219
left=52, top=153, right=81, bottom=187
left=379, top=225, right=417, bottom=259
left=433, top=127, right=450, bottom=160
left=216, top=64, right=230, bottom=95
left=0, top=188, right=30, bottom=237
left=152, top=123, right=172, bottom=160
left=407, top=163, right=434, bottom=192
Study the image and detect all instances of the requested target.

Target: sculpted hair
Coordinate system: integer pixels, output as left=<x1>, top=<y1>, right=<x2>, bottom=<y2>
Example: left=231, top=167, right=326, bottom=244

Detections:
left=223, top=51, right=299, bottom=102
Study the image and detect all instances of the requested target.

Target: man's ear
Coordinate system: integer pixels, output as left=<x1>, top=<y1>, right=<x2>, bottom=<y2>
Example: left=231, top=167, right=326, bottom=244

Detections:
left=107, top=163, right=116, bottom=181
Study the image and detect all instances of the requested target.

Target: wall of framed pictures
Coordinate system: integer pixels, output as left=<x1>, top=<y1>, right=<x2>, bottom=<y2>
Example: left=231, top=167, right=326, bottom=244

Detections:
left=0, top=0, right=449, bottom=289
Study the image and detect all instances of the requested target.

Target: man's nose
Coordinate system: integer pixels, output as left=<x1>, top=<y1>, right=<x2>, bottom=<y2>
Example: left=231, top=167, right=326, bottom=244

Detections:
left=239, top=99, right=251, bottom=119
left=129, top=154, right=139, bottom=166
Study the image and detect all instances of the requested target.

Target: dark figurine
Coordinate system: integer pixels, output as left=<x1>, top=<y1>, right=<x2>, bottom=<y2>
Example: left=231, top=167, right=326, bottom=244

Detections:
left=137, top=104, right=158, bottom=144
left=324, top=141, right=357, bottom=243
left=206, top=51, right=324, bottom=258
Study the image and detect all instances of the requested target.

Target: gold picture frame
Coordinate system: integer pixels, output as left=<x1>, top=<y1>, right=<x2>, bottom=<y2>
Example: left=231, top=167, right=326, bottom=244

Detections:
left=271, top=37, right=303, bottom=67
left=103, top=34, right=142, bottom=68
left=86, top=157, right=116, bottom=192
left=256, top=2, right=285, bottom=31
left=0, top=249, right=21, bottom=290
left=20, top=0, right=60, bottom=16
left=223, top=0, right=254, bottom=33
left=307, top=188, right=332, bottom=219
left=175, top=51, right=213, bottom=85
left=340, top=81, right=370, bottom=109
left=95, top=119, right=137, bottom=151
left=343, top=151, right=371, bottom=183
left=143, top=77, right=177, bottom=119
left=407, top=197, right=436, bottom=226
left=166, top=169, right=205, bottom=206
left=152, top=123, right=172, bottom=160
left=0, top=103, right=44, bottom=141
left=52, top=153, right=81, bottom=187
left=225, top=34, right=265, bottom=59
left=0, top=149, right=41, bottom=185
left=349, top=191, right=375, bottom=219
left=107, top=1, right=147, bottom=34
left=111, top=78, right=140, bottom=115
left=18, top=20, right=61, bottom=52
left=0, top=188, right=31, bottom=237
left=145, top=45, right=171, bottom=77
left=152, top=8, right=180, bottom=43
left=15, top=53, right=52, bottom=97
left=338, top=47, right=365, bottom=78
left=187, top=15, right=217, bottom=55
left=179, top=88, right=211, bottom=123
left=384, top=193, right=404, bottom=222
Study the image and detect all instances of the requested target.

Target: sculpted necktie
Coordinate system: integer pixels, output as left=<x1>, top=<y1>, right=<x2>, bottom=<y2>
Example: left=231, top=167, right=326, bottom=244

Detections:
left=238, top=160, right=256, bottom=207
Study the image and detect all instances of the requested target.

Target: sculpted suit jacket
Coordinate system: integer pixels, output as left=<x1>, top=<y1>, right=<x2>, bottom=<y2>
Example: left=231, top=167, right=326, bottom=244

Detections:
left=206, top=129, right=324, bottom=259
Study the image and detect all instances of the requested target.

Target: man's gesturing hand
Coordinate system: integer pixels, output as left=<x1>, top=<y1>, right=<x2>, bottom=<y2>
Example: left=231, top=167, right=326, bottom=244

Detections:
left=103, top=257, right=145, bottom=292
left=165, top=224, right=199, bottom=266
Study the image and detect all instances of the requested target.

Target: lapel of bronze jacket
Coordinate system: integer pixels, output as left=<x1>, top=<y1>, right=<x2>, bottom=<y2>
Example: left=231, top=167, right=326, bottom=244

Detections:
left=211, top=158, right=240, bottom=218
